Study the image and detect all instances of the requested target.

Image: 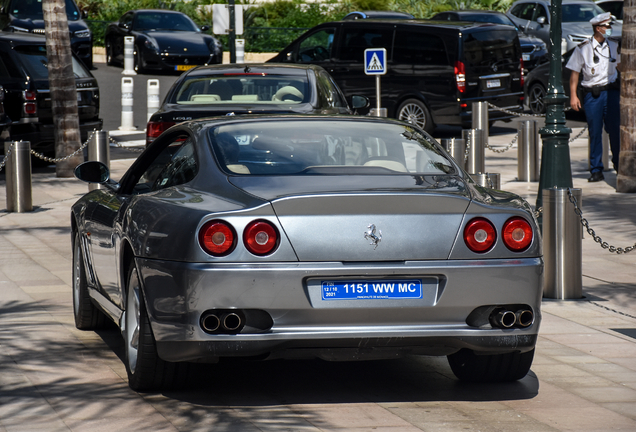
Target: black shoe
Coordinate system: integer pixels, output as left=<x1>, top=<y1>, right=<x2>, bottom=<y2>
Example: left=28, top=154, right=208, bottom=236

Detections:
left=588, top=171, right=604, bottom=182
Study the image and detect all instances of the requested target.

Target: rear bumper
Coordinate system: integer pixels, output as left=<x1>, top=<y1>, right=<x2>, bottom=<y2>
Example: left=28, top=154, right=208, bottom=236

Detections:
left=137, top=257, right=543, bottom=362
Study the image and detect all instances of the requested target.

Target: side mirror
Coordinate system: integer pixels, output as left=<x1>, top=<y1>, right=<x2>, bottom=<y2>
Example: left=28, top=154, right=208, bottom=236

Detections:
left=74, top=161, right=110, bottom=184
left=351, top=95, right=370, bottom=110
left=119, top=22, right=130, bottom=30
left=537, top=17, right=546, bottom=26
left=201, top=25, right=210, bottom=32
left=81, top=10, right=88, bottom=19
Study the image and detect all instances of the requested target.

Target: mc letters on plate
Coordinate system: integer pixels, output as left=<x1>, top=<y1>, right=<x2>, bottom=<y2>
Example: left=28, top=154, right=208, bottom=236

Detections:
left=321, top=280, right=423, bottom=300
left=486, top=79, right=501, bottom=89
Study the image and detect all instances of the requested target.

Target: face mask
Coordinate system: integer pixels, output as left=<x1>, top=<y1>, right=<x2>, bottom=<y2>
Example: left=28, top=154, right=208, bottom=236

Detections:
left=605, top=28, right=612, bottom=37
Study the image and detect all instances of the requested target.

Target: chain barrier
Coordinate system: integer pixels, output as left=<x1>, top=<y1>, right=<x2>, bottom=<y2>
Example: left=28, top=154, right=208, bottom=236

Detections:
left=534, top=206, right=543, bottom=220
left=567, top=188, right=636, bottom=254
left=569, top=126, right=588, bottom=142
left=486, top=132, right=518, bottom=154
left=0, top=141, right=14, bottom=171
left=109, top=135, right=145, bottom=153
left=486, top=102, right=572, bottom=118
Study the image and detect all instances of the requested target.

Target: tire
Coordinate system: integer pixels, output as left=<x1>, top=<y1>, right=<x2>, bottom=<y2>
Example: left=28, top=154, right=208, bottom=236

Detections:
left=72, top=232, right=107, bottom=330
left=527, top=83, right=547, bottom=115
left=447, top=348, right=535, bottom=382
left=134, top=45, right=144, bottom=74
left=397, top=98, right=434, bottom=134
left=105, top=39, right=114, bottom=66
left=124, top=263, right=187, bottom=391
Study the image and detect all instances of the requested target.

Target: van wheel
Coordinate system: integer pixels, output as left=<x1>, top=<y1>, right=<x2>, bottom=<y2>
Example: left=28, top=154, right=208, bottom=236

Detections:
left=527, top=83, right=546, bottom=114
left=398, top=99, right=434, bottom=133
left=447, top=348, right=535, bottom=382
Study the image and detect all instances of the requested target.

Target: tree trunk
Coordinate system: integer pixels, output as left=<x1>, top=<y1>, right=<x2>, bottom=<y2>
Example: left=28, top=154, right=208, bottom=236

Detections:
left=618, top=0, right=636, bottom=192
left=42, top=0, right=83, bottom=178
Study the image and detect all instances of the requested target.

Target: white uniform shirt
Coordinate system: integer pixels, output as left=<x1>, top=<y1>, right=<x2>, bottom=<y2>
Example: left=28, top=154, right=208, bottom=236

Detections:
left=565, top=37, right=620, bottom=87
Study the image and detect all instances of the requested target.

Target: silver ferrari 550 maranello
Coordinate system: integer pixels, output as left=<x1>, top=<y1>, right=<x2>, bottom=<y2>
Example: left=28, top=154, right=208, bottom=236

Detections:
left=71, top=115, right=543, bottom=391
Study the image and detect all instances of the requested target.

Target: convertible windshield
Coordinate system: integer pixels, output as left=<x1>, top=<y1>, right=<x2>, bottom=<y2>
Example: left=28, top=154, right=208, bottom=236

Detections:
left=209, top=120, right=455, bottom=176
left=174, top=74, right=310, bottom=105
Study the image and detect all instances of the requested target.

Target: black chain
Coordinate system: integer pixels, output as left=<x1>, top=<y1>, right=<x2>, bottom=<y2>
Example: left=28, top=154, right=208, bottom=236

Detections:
left=567, top=188, right=636, bottom=254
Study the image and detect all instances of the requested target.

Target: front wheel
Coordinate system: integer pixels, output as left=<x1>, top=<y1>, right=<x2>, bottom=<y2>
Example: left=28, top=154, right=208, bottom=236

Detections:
left=447, top=348, right=535, bottom=382
left=72, top=232, right=107, bottom=330
left=134, top=45, right=144, bottom=74
left=124, top=263, right=187, bottom=391
left=397, top=99, right=434, bottom=134
left=527, top=83, right=547, bottom=114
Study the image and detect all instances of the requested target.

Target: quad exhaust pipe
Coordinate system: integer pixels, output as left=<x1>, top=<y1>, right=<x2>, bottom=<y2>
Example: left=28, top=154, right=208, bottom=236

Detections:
left=489, top=308, right=534, bottom=329
left=201, top=310, right=244, bottom=334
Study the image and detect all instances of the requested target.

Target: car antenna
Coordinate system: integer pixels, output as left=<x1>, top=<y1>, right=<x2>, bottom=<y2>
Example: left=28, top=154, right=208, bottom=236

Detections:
left=244, top=66, right=251, bottom=73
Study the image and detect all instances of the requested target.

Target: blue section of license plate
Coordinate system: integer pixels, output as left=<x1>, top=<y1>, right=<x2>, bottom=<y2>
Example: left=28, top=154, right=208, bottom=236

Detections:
left=321, top=280, right=423, bottom=300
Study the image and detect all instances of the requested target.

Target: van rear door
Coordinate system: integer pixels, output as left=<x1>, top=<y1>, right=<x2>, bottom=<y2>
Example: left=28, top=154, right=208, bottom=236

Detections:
left=461, top=27, right=523, bottom=101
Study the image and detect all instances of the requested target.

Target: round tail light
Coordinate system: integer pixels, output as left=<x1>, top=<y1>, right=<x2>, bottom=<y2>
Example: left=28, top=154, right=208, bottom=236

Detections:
left=502, top=217, right=533, bottom=251
left=464, top=217, right=496, bottom=253
left=199, top=220, right=236, bottom=256
left=244, top=220, right=279, bottom=256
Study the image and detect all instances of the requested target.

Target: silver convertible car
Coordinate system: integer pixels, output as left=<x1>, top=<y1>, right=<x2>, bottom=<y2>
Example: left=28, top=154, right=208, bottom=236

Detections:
left=71, top=115, right=543, bottom=391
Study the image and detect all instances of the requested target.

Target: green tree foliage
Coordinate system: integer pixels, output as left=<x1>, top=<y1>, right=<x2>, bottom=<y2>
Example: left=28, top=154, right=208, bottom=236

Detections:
left=79, top=0, right=515, bottom=50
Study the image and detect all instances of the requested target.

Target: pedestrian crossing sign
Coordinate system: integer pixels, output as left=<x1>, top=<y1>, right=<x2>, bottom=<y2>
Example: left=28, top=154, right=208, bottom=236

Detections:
left=365, top=48, right=387, bottom=75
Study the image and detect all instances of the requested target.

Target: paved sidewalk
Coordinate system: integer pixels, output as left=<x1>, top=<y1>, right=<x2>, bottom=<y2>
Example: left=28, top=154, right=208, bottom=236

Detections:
left=0, top=127, right=635, bottom=431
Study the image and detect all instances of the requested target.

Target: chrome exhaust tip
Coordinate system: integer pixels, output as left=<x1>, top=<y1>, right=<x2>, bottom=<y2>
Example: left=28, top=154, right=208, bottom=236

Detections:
left=491, top=310, right=516, bottom=329
left=515, top=309, right=534, bottom=327
left=201, top=312, right=221, bottom=333
left=222, top=312, right=242, bottom=331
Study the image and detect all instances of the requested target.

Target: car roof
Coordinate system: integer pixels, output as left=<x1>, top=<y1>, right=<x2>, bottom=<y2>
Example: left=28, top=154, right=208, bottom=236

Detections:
left=343, top=10, right=415, bottom=20
left=445, top=10, right=507, bottom=15
left=327, top=19, right=514, bottom=32
left=182, top=63, right=324, bottom=77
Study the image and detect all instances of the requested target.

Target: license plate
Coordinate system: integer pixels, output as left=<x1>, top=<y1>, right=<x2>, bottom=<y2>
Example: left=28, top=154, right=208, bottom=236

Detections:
left=321, top=279, right=423, bottom=300
left=175, top=65, right=196, bottom=71
left=486, top=79, right=501, bottom=89
left=522, top=54, right=530, bottom=61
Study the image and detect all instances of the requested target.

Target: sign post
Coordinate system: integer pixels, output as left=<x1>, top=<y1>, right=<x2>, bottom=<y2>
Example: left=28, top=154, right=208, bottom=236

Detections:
left=364, top=48, right=387, bottom=117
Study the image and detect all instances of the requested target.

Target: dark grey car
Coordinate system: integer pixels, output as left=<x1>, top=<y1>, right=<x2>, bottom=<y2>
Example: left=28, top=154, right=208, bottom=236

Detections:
left=72, top=114, right=542, bottom=391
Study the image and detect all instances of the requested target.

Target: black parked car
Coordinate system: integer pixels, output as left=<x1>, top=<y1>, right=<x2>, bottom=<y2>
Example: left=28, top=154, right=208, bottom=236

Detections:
left=105, top=9, right=223, bottom=74
left=0, top=32, right=102, bottom=157
left=0, top=0, right=93, bottom=69
left=430, top=10, right=548, bottom=73
left=524, top=48, right=576, bottom=114
left=146, top=63, right=369, bottom=145
left=269, top=20, right=524, bottom=133
left=0, top=85, right=10, bottom=140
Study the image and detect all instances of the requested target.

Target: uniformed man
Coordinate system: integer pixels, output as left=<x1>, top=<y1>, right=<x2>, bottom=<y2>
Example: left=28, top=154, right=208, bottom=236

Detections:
left=566, top=12, right=620, bottom=183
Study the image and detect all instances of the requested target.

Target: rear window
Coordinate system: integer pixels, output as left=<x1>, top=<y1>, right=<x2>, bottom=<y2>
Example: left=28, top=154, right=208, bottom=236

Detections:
left=462, top=30, right=520, bottom=69
left=14, top=45, right=91, bottom=79
left=208, top=120, right=455, bottom=176
left=173, top=74, right=310, bottom=105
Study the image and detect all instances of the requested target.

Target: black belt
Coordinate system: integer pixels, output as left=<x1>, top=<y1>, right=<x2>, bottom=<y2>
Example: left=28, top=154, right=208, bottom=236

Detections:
left=583, top=84, right=610, bottom=92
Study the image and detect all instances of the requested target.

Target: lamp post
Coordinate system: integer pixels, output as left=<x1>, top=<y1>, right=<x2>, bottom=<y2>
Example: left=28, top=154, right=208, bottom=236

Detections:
left=535, top=0, right=573, bottom=220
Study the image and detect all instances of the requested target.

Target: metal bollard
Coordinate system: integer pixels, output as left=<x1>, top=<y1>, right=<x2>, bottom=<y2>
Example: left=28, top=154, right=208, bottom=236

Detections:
left=471, top=172, right=500, bottom=189
left=88, top=131, right=110, bottom=191
left=463, top=128, right=485, bottom=174
left=587, top=130, right=610, bottom=171
left=543, top=187, right=582, bottom=299
left=368, top=108, right=387, bottom=117
left=147, top=79, right=160, bottom=122
left=236, top=39, right=245, bottom=64
left=440, top=137, right=466, bottom=169
left=471, top=101, right=489, bottom=146
left=518, top=120, right=540, bottom=181
left=4, top=141, right=32, bottom=212
left=122, top=36, right=137, bottom=76
left=119, top=77, right=136, bottom=131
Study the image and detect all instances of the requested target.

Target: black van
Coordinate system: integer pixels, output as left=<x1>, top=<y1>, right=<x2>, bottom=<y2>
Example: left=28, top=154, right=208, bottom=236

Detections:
left=0, top=32, right=102, bottom=157
left=0, top=0, right=93, bottom=69
left=269, top=20, right=524, bottom=132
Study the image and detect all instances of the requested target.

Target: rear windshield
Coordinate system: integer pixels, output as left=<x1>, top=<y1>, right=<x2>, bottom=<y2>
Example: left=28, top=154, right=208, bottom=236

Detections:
left=10, top=0, right=81, bottom=21
left=462, top=30, right=519, bottom=69
left=174, top=74, right=310, bottom=105
left=208, top=120, right=455, bottom=176
left=14, top=45, right=91, bottom=79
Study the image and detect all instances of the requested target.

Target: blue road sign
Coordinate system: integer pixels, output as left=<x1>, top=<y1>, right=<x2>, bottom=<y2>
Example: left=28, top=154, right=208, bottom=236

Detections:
left=365, top=48, right=387, bottom=75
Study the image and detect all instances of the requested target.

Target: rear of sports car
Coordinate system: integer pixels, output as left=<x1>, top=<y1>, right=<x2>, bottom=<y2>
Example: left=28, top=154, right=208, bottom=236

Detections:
left=135, top=117, right=542, bottom=383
